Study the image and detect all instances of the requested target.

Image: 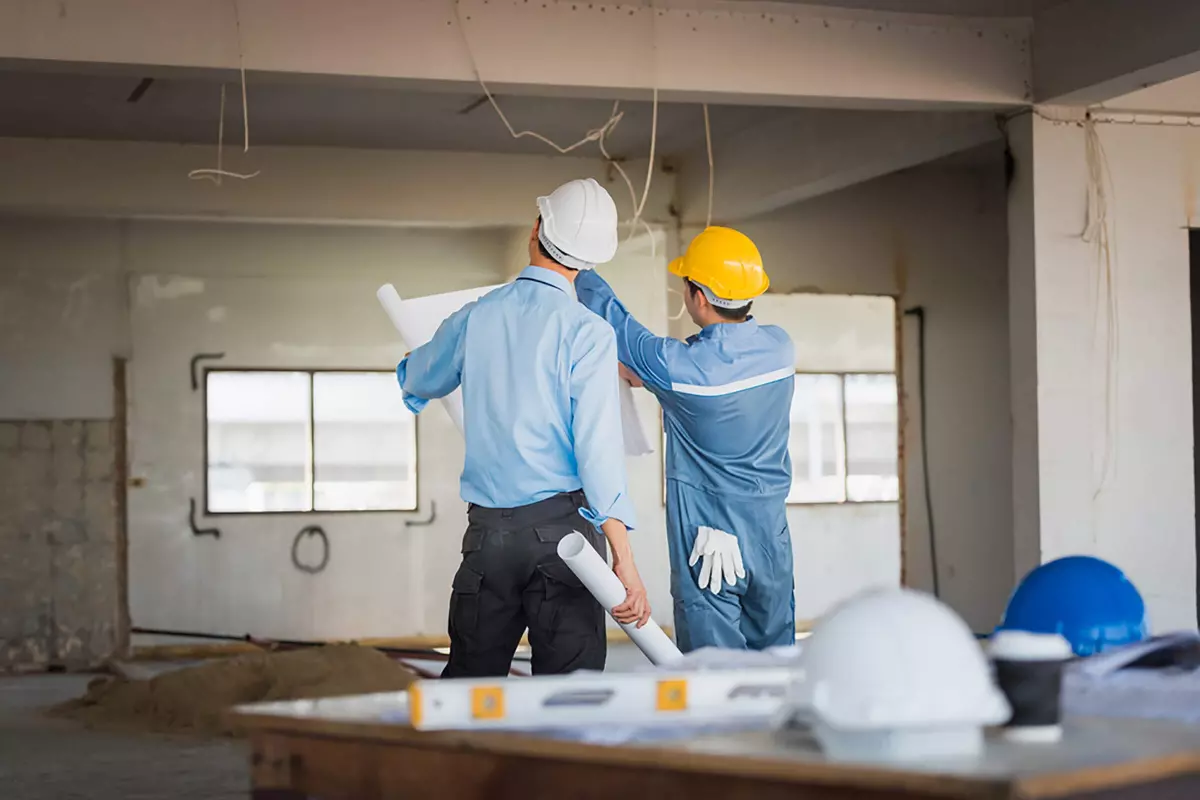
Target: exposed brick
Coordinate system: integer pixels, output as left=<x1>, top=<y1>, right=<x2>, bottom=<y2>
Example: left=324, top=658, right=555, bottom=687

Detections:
left=85, top=449, right=113, bottom=482
left=83, top=484, right=115, bottom=541
left=51, top=480, right=82, bottom=519
left=1, top=419, right=121, bottom=672
left=0, top=423, right=18, bottom=451
left=0, top=538, right=52, bottom=653
left=51, top=420, right=84, bottom=454
left=53, top=451, right=84, bottom=484
left=51, top=542, right=118, bottom=666
left=85, top=421, right=114, bottom=453
left=48, top=519, right=88, bottom=546
left=18, top=423, right=51, bottom=451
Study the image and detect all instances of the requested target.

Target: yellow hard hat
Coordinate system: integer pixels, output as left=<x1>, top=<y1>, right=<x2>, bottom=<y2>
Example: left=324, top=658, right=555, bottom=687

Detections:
left=668, top=226, right=768, bottom=304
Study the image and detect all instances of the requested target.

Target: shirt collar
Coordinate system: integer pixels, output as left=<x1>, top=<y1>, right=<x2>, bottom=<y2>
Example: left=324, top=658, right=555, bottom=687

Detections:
left=690, top=317, right=760, bottom=342
left=517, top=265, right=573, bottom=295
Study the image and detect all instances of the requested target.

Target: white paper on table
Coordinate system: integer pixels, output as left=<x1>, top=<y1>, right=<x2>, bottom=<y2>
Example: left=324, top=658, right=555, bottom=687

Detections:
left=378, top=282, right=654, bottom=457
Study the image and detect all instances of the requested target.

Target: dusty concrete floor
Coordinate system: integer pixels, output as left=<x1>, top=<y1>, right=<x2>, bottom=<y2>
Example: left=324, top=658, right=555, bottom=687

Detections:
left=0, top=672, right=248, bottom=800
left=0, top=644, right=649, bottom=798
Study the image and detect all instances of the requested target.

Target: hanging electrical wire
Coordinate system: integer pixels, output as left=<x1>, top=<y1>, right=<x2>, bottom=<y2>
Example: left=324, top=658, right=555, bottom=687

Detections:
left=451, top=0, right=660, bottom=248
left=1081, top=115, right=1120, bottom=501
left=189, top=0, right=260, bottom=184
left=703, top=103, right=714, bottom=229
left=666, top=101, right=717, bottom=322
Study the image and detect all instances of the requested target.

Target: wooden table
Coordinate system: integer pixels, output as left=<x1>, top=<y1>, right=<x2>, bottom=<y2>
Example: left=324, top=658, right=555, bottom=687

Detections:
left=232, top=693, right=1200, bottom=799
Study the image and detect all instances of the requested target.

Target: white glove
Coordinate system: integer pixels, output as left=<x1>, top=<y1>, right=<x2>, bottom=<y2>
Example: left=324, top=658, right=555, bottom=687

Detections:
left=688, top=526, right=746, bottom=595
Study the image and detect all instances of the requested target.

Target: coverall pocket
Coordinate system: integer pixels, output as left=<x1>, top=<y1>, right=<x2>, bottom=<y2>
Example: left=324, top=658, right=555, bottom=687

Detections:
left=449, top=564, right=484, bottom=637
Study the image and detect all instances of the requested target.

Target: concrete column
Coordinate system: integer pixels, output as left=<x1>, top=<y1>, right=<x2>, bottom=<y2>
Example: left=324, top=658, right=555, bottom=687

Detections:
left=1006, top=110, right=1197, bottom=631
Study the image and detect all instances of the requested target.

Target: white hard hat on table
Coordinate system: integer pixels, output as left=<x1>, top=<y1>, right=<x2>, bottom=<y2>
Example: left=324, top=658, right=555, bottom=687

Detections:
left=536, top=178, right=619, bottom=270
left=788, top=588, right=1010, bottom=760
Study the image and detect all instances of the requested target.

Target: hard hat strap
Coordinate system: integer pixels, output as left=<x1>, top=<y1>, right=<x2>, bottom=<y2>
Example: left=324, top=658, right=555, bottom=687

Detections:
left=538, top=226, right=595, bottom=271
left=695, top=281, right=752, bottom=310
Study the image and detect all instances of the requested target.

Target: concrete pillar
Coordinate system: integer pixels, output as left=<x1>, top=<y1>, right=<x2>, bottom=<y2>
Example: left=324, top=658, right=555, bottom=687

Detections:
left=1006, top=110, right=1197, bottom=631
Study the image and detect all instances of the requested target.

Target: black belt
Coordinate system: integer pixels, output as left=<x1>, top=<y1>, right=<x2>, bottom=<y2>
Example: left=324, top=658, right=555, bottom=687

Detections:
left=468, top=491, right=589, bottom=529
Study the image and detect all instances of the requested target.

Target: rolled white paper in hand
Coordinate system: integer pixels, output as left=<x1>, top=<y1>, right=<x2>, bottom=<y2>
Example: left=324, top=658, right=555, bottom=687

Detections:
left=557, top=532, right=682, bottom=665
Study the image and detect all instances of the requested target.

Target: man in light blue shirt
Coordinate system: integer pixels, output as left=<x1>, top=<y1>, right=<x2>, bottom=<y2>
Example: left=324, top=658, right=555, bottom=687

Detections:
left=397, top=178, right=650, bottom=677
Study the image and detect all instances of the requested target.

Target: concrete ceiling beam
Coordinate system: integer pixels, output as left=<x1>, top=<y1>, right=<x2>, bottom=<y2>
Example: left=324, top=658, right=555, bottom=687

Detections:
left=0, top=137, right=672, bottom=227
left=1034, top=0, right=1200, bottom=106
left=0, top=0, right=1032, bottom=109
left=676, top=109, right=1000, bottom=223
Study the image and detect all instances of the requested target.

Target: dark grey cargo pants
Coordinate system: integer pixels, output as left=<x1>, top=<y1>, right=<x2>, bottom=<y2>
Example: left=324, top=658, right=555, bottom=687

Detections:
left=441, top=490, right=607, bottom=678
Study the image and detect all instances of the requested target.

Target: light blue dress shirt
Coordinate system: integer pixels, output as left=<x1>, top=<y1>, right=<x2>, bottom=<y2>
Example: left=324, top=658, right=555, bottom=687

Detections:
left=396, top=266, right=636, bottom=529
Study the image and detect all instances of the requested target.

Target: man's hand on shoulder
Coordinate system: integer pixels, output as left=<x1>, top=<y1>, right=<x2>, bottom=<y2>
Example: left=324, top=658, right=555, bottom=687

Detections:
left=618, top=362, right=643, bottom=388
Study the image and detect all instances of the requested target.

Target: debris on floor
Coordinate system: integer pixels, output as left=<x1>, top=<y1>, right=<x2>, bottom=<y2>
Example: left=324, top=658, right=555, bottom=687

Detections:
left=49, top=644, right=417, bottom=736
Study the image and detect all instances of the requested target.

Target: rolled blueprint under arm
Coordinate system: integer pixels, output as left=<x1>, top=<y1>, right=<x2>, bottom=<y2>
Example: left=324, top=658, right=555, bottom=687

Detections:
left=557, top=532, right=682, bottom=665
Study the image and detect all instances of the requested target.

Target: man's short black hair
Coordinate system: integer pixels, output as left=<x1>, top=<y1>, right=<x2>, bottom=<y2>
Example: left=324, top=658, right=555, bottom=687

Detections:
left=686, top=279, right=751, bottom=321
left=536, top=216, right=572, bottom=270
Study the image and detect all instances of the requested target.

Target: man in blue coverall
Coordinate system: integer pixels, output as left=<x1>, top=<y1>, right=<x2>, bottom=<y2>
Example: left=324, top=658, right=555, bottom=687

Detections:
left=398, top=178, right=650, bottom=676
left=575, top=226, right=795, bottom=652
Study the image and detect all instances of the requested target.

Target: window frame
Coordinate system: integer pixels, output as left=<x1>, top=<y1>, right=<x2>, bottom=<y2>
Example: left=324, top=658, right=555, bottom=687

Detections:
left=202, top=366, right=419, bottom=516
left=657, top=368, right=899, bottom=508
left=788, top=369, right=899, bottom=507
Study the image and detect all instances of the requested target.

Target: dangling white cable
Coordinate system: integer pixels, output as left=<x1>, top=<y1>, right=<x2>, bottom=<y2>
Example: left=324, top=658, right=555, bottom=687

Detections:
left=189, top=0, right=260, bottom=183
left=453, top=0, right=660, bottom=256
left=667, top=285, right=688, bottom=321
left=451, top=1, right=623, bottom=155
left=703, top=103, right=714, bottom=229
left=1081, top=117, right=1119, bottom=500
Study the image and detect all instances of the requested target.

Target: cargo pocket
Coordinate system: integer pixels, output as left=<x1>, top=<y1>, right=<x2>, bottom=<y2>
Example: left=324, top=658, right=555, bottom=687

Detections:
left=534, top=560, right=588, bottom=632
left=461, top=524, right=486, bottom=554
left=448, top=564, right=483, bottom=642
left=535, top=523, right=603, bottom=556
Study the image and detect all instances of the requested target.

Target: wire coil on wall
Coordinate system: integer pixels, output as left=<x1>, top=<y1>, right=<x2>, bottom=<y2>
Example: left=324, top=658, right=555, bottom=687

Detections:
left=291, top=525, right=330, bottom=574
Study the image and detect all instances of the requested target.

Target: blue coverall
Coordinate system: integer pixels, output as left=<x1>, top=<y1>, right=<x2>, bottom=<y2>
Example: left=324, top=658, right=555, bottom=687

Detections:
left=575, top=270, right=796, bottom=652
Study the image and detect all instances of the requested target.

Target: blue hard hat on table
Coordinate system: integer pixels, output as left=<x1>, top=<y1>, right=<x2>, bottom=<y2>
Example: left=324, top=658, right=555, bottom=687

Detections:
left=995, top=556, right=1148, bottom=658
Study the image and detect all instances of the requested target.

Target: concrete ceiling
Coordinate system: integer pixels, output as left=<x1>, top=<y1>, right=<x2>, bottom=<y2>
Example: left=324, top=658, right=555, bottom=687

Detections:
left=1103, top=71, right=1200, bottom=114
left=733, top=0, right=1066, bottom=16
left=0, top=67, right=782, bottom=158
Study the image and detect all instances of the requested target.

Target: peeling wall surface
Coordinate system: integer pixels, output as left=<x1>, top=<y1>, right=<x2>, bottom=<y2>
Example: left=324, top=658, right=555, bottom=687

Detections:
left=0, top=420, right=120, bottom=670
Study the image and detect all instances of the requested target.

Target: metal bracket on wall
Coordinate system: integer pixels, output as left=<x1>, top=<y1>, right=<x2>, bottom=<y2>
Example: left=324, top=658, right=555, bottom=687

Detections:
left=190, top=352, right=227, bottom=391
left=404, top=501, right=437, bottom=529
left=189, top=497, right=221, bottom=538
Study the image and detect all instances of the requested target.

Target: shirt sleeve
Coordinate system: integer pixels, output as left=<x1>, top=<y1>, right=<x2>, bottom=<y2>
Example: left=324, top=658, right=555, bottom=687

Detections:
left=395, top=302, right=474, bottom=414
left=574, top=269, right=681, bottom=393
left=569, top=318, right=638, bottom=530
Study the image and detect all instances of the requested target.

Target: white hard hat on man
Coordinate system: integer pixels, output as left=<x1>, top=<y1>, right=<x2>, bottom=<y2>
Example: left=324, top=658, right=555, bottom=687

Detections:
left=536, top=178, right=620, bottom=270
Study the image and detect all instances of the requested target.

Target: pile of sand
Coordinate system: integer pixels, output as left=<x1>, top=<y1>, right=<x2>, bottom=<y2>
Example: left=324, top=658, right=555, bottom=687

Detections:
left=51, top=644, right=417, bottom=736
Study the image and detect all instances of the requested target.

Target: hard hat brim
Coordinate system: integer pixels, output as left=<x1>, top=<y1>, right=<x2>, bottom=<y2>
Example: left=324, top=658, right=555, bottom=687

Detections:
left=668, top=256, right=688, bottom=278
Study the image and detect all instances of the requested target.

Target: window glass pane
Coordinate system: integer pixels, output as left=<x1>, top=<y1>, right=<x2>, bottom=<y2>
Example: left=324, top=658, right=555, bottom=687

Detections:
left=845, top=374, right=899, bottom=502
left=206, top=372, right=312, bottom=512
left=788, top=374, right=845, bottom=503
left=313, top=372, right=417, bottom=511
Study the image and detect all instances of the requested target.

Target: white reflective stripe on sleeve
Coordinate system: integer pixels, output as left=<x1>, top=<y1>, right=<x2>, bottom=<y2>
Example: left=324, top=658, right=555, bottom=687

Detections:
left=670, top=366, right=794, bottom=397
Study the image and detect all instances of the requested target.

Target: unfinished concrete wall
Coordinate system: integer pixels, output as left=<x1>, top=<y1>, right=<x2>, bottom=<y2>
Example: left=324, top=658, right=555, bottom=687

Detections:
left=0, top=419, right=121, bottom=670
left=0, top=214, right=673, bottom=644
left=734, top=158, right=1013, bottom=633
left=0, top=218, right=127, bottom=670
left=1008, top=115, right=1199, bottom=632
